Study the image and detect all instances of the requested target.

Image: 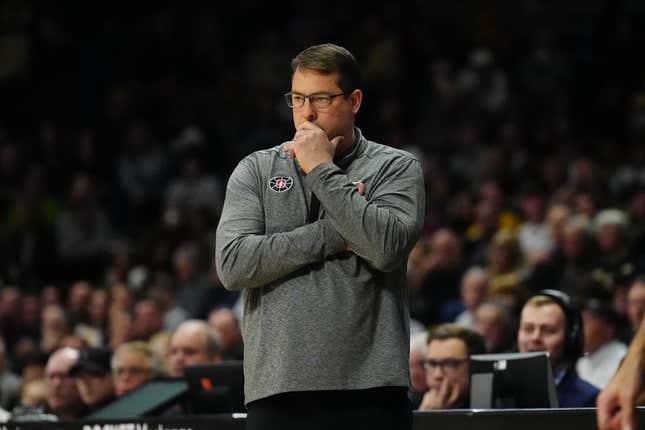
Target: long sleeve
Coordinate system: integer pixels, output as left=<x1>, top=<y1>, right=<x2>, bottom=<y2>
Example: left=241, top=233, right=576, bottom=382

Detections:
left=215, top=156, right=346, bottom=291
left=306, top=156, right=425, bottom=272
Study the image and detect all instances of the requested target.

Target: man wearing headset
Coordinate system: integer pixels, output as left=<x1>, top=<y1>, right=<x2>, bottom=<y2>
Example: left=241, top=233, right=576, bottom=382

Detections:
left=517, top=289, right=599, bottom=407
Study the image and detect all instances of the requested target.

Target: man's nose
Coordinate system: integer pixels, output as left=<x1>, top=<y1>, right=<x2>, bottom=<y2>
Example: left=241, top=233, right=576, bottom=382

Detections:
left=430, top=366, right=445, bottom=377
left=302, top=99, right=317, bottom=121
left=530, top=330, right=543, bottom=343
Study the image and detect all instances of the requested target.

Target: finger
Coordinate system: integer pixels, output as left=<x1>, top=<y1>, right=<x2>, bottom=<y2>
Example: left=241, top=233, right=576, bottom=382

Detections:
left=282, top=142, right=296, bottom=159
left=608, top=410, right=625, bottom=430
left=330, top=136, right=344, bottom=148
left=597, top=393, right=611, bottom=429
left=283, top=141, right=294, bottom=151
left=293, top=129, right=316, bottom=143
left=437, top=378, right=449, bottom=403
left=353, top=181, right=365, bottom=195
left=447, top=382, right=461, bottom=407
left=296, top=121, right=321, bottom=131
left=620, top=394, right=636, bottom=430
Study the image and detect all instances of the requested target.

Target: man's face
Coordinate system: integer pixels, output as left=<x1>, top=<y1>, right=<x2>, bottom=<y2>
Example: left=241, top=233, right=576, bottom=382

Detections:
left=168, top=327, right=211, bottom=377
left=581, top=310, right=612, bottom=354
left=45, top=353, right=81, bottom=412
left=113, top=350, right=152, bottom=397
left=291, top=67, right=359, bottom=142
left=474, top=305, right=505, bottom=352
left=461, top=275, right=487, bottom=310
left=627, top=283, right=645, bottom=331
left=208, top=310, right=241, bottom=351
left=596, top=224, right=622, bottom=252
left=517, top=304, right=567, bottom=368
left=424, top=338, right=470, bottom=402
left=133, top=302, right=162, bottom=339
left=409, top=349, right=428, bottom=393
left=75, top=372, right=114, bottom=406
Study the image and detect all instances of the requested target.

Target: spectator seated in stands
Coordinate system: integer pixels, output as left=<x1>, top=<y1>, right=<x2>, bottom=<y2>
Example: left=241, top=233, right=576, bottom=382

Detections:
left=576, top=298, right=627, bottom=389
left=70, top=347, right=115, bottom=413
left=627, top=276, right=645, bottom=337
left=44, top=347, right=86, bottom=421
left=409, top=229, right=465, bottom=324
left=207, top=308, right=243, bottom=361
left=517, top=290, right=600, bottom=407
left=473, top=299, right=516, bottom=353
left=454, top=266, right=489, bottom=329
left=0, top=338, right=21, bottom=411
left=111, top=341, right=163, bottom=397
left=418, top=324, right=485, bottom=410
left=409, top=332, right=429, bottom=409
left=168, top=320, right=222, bottom=378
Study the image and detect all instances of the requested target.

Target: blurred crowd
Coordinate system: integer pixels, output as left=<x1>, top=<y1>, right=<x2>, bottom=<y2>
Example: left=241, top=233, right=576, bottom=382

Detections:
left=1, top=0, right=645, bottom=421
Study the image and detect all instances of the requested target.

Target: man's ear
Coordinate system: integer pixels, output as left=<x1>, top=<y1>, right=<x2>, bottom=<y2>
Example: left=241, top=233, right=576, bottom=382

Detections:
left=349, top=89, right=363, bottom=114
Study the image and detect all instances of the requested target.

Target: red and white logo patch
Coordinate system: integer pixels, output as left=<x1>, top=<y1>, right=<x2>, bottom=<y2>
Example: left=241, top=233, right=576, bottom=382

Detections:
left=269, top=176, right=293, bottom=192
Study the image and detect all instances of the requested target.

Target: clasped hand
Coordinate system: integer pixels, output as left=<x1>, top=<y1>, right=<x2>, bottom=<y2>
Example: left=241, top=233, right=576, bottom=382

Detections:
left=282, top=121, right=343, bottom=174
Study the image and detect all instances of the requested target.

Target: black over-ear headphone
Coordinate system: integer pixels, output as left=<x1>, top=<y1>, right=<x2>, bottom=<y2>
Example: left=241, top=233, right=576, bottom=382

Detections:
left=532, top=289, right=584, bottom=364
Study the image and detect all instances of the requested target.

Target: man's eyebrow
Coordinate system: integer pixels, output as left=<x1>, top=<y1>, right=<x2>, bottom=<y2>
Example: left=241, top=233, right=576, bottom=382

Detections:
left=290, top=91, right=336, bottom=96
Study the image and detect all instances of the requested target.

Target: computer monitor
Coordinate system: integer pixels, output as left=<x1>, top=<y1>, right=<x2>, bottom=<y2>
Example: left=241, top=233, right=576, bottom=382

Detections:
left=184, top=361, right=245, bottom=413
left=469, top=351, right=558, bottom=409
left=85, top=379, right=188, bottom=419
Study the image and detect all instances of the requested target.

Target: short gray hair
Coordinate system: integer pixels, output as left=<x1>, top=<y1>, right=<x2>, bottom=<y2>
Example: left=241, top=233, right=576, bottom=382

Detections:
left=176, top=320, right=221, bottom=359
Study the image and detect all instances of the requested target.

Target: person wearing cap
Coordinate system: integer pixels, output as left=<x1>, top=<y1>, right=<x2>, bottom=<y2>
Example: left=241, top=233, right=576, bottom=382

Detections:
left=593, top=209, right=638, bottom=290
left=70, top=347, right=116, bottom=412
left=576, top=299, right=627, bottom=389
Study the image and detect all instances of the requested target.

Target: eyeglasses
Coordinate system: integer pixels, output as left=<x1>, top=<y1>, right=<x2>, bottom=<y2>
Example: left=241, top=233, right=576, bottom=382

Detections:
left=284, top=92, right=346, bottom=110
left=421, top=358, right=468, bottom=372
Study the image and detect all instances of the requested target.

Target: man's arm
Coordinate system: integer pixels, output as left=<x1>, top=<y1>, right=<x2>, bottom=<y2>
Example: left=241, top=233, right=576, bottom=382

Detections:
left=215, top=156, right=346, bottom=291
left=597, top=317, right=645, bottom=430
left=306, top=156, right=425, bottom=272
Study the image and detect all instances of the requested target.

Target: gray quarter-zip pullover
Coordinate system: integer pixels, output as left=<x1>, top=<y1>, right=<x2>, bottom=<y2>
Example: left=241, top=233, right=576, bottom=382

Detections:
left=216, top=128, right=425, bottom=404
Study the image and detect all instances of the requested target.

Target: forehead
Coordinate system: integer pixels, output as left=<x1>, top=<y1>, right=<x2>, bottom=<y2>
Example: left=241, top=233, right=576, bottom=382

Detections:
left=629, top=283, right=645, bottom=299
left=521, top=303, right=565, bottom=326
left=46, top=351, right=77, bottom=372
left=172, top=326, right=206, bottom=347
left=291, top=67, right=340, bottom=93
left=118, top=349, right=147, bottom=363
left=476, top=304, right=501, bottom=319
left=427, top=338, right=468, bottom=358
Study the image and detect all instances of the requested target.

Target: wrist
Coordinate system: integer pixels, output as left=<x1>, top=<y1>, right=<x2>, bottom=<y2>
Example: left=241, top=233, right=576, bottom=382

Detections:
left=304, top=157, right=333, bottom=175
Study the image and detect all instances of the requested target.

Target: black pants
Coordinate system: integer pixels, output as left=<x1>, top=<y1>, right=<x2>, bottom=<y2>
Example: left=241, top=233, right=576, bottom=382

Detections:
left=246, top=387, right=412, bottom=430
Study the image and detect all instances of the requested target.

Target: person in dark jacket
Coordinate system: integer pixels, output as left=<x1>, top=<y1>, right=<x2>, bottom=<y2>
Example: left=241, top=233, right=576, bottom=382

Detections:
left=517, top=289, right=599, bottom=407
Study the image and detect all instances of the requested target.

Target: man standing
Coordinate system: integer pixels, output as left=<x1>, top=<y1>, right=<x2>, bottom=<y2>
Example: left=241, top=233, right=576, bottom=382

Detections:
left=70, top=347, right=116, bottom=414
left=216, top=43, right=425, bottom=430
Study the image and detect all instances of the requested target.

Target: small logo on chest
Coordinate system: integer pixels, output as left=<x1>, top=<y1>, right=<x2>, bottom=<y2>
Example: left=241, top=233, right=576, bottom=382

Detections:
left=268, top=176, right=293, bottom=192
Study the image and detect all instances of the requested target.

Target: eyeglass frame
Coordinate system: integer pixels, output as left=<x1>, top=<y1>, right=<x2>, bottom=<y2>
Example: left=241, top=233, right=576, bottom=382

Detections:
left=113, top=366, right=149, bottom=377
left=284, top=91, right=346, bottom=110
left=421, top=358, right=469, bottom=372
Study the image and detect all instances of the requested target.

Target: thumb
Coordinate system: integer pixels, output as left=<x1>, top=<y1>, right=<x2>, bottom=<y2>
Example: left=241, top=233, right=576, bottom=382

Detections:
left=330, top=136, right=344, bottom=148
